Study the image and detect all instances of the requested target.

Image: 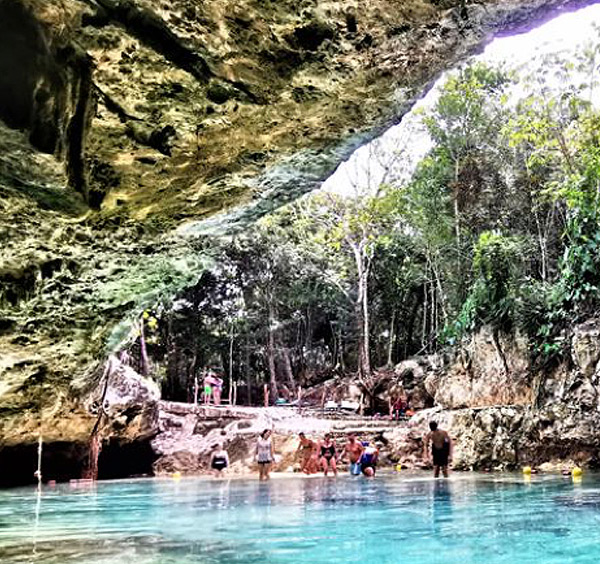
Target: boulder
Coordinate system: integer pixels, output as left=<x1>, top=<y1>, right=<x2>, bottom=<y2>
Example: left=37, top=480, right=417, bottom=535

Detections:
left=86, top=355, right=160, bottom=437
left=571, top=319, right=600, bottom=378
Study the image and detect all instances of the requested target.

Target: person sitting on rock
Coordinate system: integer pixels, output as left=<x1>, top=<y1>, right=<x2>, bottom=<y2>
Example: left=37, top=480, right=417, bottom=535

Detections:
left=423, top=421, right=453, bottom=478
left=210, top=443, right=230, bottom=477
left=318, top=433, right=338, bottom=477
left=296, top=432, right=319, bottom=474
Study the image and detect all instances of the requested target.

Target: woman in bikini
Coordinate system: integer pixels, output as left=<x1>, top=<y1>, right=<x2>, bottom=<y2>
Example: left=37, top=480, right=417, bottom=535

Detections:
left=297, top=432, right=319, bottom=474
left=319, top=433, right=338, bottom=476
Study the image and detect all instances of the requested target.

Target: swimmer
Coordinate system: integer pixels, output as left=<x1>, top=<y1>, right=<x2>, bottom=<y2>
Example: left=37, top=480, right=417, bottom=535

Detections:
left=423, top=421, right=453, bottom=478
left=297, top=433, right=319, bottom=474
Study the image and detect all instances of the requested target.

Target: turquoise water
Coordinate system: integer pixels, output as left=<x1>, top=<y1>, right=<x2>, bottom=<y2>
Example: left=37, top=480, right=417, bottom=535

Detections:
left=1, top=473, right=599, bottom=563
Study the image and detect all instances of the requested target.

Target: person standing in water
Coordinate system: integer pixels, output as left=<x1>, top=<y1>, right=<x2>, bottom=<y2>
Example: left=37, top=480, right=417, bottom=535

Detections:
left=210, top=443, right=230, bottom=478
left=423, top=421, right=453, bottom=478
left=256, top=429, right=275, bottom=481
left=340, top=433, right=364, bottom=475
left=319, top=433, right=338, bottom=476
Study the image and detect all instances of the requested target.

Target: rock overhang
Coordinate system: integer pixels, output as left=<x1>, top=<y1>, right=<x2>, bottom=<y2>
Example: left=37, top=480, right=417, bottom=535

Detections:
left=1, top=0, right=599, bottom=443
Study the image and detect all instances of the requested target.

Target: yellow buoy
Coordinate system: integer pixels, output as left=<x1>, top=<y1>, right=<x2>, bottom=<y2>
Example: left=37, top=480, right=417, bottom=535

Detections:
left=522, top=466, right=532, bottom=475
left=572, top=467, right=583, bottom=477
left=395, top=464, right=402, bottom=472
left=172, top=471, right=182, bottom=479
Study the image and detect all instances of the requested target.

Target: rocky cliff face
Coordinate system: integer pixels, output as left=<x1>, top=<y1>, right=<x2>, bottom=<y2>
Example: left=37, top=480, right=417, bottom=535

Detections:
left=0, top=0, right=594, bottom=457
left=387, top=320, right=600, bottom=470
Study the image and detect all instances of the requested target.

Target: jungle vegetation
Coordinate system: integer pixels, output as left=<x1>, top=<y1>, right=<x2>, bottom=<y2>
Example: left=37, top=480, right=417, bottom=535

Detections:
left=135, top=44, right=600, bottom=403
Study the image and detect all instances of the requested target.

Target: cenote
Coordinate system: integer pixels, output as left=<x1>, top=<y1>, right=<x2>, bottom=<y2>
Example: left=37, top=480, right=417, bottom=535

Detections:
left=2, top=474, right=599, bottom=564
left=6, top=1, right=600, bottom=563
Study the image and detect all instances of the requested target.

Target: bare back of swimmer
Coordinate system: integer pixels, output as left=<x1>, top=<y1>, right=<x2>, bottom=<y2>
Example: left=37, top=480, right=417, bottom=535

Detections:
left=423, top=421, right=453, bottom=478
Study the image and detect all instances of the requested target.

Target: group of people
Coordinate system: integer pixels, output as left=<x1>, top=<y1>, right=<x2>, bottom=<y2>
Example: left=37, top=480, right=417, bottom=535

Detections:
left=203, top=369, right=224, bottom=405
left=209, top=421, right=453, bottom=480
left=296, top=432, right=380, bottom=477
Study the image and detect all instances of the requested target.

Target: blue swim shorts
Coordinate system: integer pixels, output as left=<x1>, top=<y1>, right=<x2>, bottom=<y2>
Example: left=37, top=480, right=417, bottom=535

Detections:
left=350, top=462, right=362, bottom=476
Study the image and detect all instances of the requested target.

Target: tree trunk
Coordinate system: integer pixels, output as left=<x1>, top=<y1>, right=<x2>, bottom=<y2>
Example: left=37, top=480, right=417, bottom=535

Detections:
left=353, top=243, right=371, bottom=380
left=139, top=317, right=149, bottom=377
left=228, top=325, right=234, bottom=388
left=387, top=311, right=396, bottom=367
left=267, top=302, right=279, bottom=404
left=279, top=345, right=296, bottom=393
left=245, top=336, right=252, bottom=406
left=403, top=287, right=422, bottom=358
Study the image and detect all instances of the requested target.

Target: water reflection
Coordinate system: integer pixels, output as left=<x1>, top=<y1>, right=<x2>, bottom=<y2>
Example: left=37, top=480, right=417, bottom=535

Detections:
left=431, top=480, right=453, bottom=535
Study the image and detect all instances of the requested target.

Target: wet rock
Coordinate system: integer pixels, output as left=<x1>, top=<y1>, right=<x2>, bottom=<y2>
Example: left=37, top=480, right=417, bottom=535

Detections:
left=355, top=33, right=373, bottom=51
left=0, top=0, right=94, bottom=195
left=429, top=327, right=533, bottom=409
left=345, top=10, right=358, bottom=34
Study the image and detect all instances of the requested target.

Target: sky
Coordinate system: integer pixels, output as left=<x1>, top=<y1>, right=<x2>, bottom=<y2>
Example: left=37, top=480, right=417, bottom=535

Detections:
left=321, top=3, right=600, bottom=196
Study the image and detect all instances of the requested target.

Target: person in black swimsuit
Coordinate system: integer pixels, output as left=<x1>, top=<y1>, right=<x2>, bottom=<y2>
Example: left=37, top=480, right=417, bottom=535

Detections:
left=210, top=443, right=230, bottom=477
left=319, top=433, right=338, bottom=476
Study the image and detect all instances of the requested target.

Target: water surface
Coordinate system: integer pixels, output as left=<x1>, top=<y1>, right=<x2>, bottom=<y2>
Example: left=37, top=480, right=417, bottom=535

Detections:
left=1, top=473, right=599, bottom=563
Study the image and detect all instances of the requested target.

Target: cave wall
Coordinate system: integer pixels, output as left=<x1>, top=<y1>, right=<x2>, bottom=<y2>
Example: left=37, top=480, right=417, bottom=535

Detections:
left=385, top=320, right=600, bottom=470
left=1, top=0, right=599, bottom=463
left=0, top=0, right=95, bottom=203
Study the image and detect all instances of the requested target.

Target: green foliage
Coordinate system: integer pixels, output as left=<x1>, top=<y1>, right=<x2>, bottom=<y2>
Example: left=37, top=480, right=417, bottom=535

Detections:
left=424, top=63, right=512, bottom=160
left=448, top=232, right=525, bottom=338
left=101, top=252, right=210, bottom=352
left=130, top=47, right=600, bottom=386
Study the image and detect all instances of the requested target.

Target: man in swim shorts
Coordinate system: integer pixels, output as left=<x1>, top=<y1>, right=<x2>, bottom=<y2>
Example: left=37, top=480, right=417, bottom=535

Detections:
left=423, top=421, right=453, bottom=478
left=203, top=371, right=214, bottom=405
left=340, top=433, right=364, bottom=475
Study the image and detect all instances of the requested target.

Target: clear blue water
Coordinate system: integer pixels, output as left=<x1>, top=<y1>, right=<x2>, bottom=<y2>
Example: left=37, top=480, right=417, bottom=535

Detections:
left=1, top=473, right=600, bottom=563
